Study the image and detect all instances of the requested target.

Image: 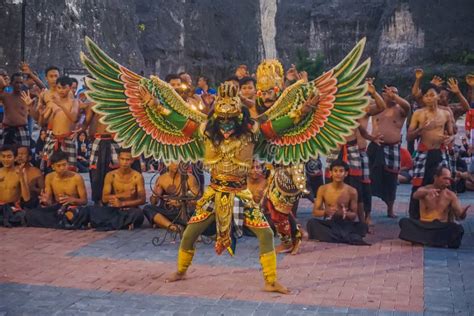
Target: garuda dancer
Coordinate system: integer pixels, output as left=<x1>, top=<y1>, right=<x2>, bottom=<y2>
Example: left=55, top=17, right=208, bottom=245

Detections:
left=81, top=37, right=371, bottom=294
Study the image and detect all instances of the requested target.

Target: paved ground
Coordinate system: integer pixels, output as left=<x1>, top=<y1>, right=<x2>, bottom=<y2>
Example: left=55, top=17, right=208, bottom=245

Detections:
left=1, top=179, right=474, bottom=315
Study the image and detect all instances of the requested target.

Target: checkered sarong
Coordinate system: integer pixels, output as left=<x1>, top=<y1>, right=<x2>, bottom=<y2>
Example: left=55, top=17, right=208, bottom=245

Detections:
left=40, top=131, right=77, bottom=172
left=325, top=141, right=362, bottom=176
left=89, top=136, right=119, bottom=168
left=197, top=193, right=245, bottom=239
left=359, top=149, right=370, bottom=183
left=412, top=148, right=449, bottom=186
left=382, top=143, right=401, bottom=173
left=0, top=125, right=30, bottom=147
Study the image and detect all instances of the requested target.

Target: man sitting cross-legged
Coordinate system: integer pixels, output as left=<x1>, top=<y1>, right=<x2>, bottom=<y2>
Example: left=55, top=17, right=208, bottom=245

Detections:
left=0, top=145, right=30, bottom=227
left=307, top=160, right=368, bottom=245
left=143, top=162, right=201, bottom=233
left=399, top=166, right=469, bottom=249
left=88, top=148, right=145, bottom=230
left=26, top=151, right=88, bottom=229
left=16, top=145, right=44, bottom=209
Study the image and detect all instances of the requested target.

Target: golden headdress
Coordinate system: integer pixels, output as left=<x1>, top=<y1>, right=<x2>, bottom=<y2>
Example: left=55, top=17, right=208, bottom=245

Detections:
left=256, top=59, right=284, bottom=91
left=213, top=82, right=242, bottom=119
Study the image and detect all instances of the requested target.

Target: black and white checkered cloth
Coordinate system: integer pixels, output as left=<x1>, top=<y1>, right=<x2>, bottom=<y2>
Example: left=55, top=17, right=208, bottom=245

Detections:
left=359, top=150, right=370, bottom=182
left=382, top=143, right=401, bottom=173
left=0, top=125, right=30, bottom=147
left=326, top=142, right=361, bottom=174
left=89, top=138, right=119, bottom=167
left=412, top=150, right=449, bottom=182
left=40, top=131, right=77, bottom=172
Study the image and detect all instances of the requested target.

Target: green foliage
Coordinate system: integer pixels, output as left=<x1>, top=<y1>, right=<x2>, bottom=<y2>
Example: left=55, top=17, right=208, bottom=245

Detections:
left=295, top=49, right=325, bottom=79
left=138, top=23, right=146, bottom=32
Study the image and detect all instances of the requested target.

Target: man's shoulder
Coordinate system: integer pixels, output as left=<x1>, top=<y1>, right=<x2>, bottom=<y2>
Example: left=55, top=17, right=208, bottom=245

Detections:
left=344, top=183, right=357, bottom=195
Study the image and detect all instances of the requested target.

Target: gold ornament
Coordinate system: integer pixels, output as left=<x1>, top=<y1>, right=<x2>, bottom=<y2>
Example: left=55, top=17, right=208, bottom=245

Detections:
left=256, top=59, right=284, bottom=91
left=213, top=82, right=242, bottom=119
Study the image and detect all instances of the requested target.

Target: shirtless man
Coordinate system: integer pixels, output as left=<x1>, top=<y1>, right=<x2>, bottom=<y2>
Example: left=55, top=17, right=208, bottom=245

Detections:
left=39, top=76, right=79, bottom=172
left=0, top=146, right=30, bottom=227
left=368, top=82, right=410, bottom=219
left=407, top=80, right=454, bottom=219
left=143, top=162, right=200, bottom=232
left=88, top=148, right=145, bottom=230
left=399, top=166, right=469, bottom=249
left=416, top=72, right=469, bottom=122
left=81, top=90, right=122, bottom=205
left=16, top=146, right=44, bottom=208
left=0, top=73, right=33, bottom=147
left=326, top=78, right=385, bottom=223
left=26, top=151, right=88, bottom=228
left=307, top=160, right=368, bottom=245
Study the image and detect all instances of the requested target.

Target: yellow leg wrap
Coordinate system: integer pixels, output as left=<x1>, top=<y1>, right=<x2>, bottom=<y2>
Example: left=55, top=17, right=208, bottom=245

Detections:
left=259, top=250, right=277, bottom=284
left=177, top=248, right=195, bottom=274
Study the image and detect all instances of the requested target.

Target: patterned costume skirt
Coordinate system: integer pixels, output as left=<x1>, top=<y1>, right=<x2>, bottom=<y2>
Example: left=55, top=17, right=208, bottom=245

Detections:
left=88, top=134, right=120, bottom=202
left=40, top=131, right=77, bottom=172
left=0, top=124, right=30, bottom=147
left=188, top=180, right=270, bottom=255
left=367, top=142, right=400, bottom=203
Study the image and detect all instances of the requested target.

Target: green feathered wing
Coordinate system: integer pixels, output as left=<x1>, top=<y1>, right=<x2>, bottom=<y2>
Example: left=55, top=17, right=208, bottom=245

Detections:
left=80, top=36, right=207, bottom=162
left=255, top=38, right=371, bottom=164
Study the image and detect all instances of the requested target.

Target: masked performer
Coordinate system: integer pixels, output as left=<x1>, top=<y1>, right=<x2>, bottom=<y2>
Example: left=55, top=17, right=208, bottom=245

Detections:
left=81, top=37, right=371, bottom=294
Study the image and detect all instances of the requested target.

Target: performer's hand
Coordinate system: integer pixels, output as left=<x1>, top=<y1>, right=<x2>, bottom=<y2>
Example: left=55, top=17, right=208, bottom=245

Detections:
left=39, top=189, right=49, bottom=206
left=466, top=74, right=474, bottom=87
left=430, top=75, right=444, bottom=87
left=58, top=195, right=75, bottom=205
left=415, top=68, right=424, bottom=79
left=426, top=188, right=440, bottom=199
left=372, top=133, right=384, bottom=146
left=19, top=61, right=33, bottom=75
left=324, top=206, right=337, bottom=219
left=447, top=78, right=460, bottom=94
left=20, top=90, right=34, bottom=107
left=286, top=64, right=298, bottom=82
left=109, top=196, right=122, bottom=208
left=421, top=119, right=435, bottom=131
left=383, top=85, right=397, bottom=100
left=366, top=77, right=376, bottom=95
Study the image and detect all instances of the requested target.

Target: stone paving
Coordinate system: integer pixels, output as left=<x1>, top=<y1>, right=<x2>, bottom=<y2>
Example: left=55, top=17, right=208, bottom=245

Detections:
left=1, top=182, right=474, bottom=315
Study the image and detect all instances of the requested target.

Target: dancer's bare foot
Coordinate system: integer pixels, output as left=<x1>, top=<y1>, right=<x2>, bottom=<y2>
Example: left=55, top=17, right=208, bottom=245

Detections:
left=264, top=281, right=290, bottom=294
left=165, top=272, right=186, bottom=283
left=128, top=223, right=134, bottom=230
left=387, top=212, right=397, bottom=218
left=275, top=243, right=292, bottom=254
left=291, top=239, right=302, bottom=255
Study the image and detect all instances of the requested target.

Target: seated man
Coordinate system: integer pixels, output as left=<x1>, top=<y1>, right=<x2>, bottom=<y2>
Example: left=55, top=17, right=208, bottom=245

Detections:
left=16, top=145, right=44, bottom=208
left=143, top=162, right=200, bottom=232
left=0, top=145, right=30, bottom=227
left=26, top=151, right=88, bottom=228
left=307, top=160, right=368, bottom=245
left=399, top=166, right=469, bottom=249
left=88, top=148, right=145, bottom=230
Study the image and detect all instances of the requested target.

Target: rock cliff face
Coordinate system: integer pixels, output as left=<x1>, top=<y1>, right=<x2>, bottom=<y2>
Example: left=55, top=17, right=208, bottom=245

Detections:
left=1, top=0, right=473, bottom=92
